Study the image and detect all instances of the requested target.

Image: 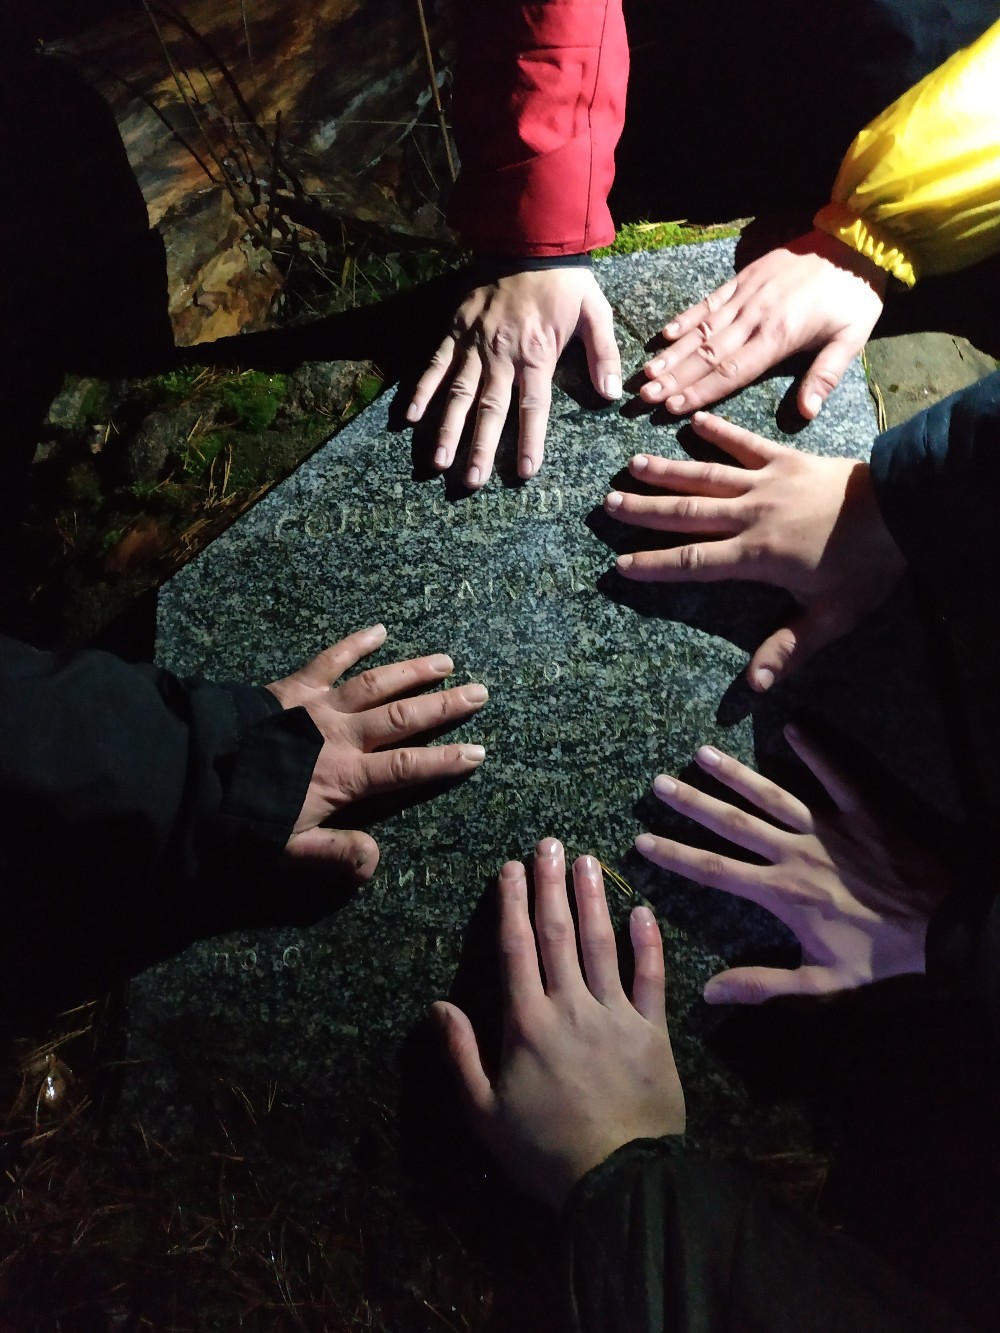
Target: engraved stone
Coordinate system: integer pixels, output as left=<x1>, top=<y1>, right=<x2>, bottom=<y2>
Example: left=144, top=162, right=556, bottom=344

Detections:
left=121, top=241, right=957, bottom=1209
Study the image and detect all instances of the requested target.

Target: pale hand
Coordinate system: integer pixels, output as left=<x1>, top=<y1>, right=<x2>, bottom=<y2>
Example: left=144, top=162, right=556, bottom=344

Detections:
left=267, top=625, right=487, bottom=876
left=608, top=411, right=906, bottom=689
left=640, top=228, right=886, bottom=417
left=636, top=729, right=948, bottom=1004
left=407, top=268, right=622, bottom=489
left=434, top=839, right=685, bottom=1211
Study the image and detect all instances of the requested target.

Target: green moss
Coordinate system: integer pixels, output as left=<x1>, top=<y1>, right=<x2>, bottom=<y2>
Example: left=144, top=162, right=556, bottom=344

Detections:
left=159, top=368, right=206, bottom=405
left=219, top=370, right=287, bottom=432
left=353, top=372, right=384, bottom=412
left=594, top=219, right=743, bottom=258
left=181, top=430, right=226, bottom=478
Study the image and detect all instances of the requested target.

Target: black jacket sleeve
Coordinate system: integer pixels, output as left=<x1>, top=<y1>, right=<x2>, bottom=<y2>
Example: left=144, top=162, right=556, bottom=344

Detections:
left=868, top=371, right=1000, bottom=1041
left=564, top=1139, right=967, bottom=1333
left=0, top=636, right=323, bottom=1012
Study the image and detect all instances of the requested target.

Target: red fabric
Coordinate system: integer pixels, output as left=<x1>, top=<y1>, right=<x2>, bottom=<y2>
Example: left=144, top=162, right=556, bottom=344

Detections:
left=448, top=1, right=628, bottom=256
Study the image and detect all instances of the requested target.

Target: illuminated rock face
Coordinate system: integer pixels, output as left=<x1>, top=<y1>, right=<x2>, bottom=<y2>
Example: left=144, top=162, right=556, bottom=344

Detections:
left=133, top=241, right=953, bottom=1203
left=51, top=0, right=456, bottom=344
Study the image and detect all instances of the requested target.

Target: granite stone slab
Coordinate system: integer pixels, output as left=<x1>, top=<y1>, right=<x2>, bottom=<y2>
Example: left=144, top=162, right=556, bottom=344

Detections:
left=120, top=243, right=958, bottom=1207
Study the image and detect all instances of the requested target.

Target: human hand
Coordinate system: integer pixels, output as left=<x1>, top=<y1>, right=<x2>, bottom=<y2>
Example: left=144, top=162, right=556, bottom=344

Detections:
left=266, top=624, right=487, bottom=876
left=406, top=268, right=622, bottom=488
left=636, top=728, right=948, bottom=1004
left=608, top=411, right=906, bottom=689
left=434, top=839, right=685, bottom=1211
left=639, top=229, right=886, bottom=418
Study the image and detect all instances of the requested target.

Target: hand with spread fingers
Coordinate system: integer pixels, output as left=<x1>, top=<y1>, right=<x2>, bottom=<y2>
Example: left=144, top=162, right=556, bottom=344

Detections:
left=406, top=268, right=622, bottom=489
left=608, top=410, right=907, bottom=690
left=638, top=229, right=886, bottom=419
left=266, top=624, right=487, bottom=876
left=433, top=839, right=685, bottom=1211
left=636, top=727, right=948, bottom=1005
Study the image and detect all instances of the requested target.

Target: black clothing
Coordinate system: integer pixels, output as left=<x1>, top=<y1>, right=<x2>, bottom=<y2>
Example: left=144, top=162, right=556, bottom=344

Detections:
left=0, top=636, right=322, bottom=1022
left=565, top=1140, right=970, bottom=1333
left=870, top=369, right=1000, bottom=1038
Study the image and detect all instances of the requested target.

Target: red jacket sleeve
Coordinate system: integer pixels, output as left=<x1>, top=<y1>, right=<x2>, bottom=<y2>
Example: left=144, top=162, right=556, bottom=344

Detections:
left=448, top=0, right=628, bottom=256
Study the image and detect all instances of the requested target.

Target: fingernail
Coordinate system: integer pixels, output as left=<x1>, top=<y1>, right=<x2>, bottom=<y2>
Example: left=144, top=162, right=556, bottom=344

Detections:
left=603, top=373, right=622, bottom=399
left=467, top=466, right=481, bottom=488
left=461, top=744, right=486, bottom=763
left=691, top=410, right=707, bottom=423
left=500, top=860, right=522, bottom=879
left=697, top=745, right=721, bottom=767
left=355, top=847, right=370, bottom=868
left=578, top=853, right=597, bottom=874
left=784, top=722, right=800, bottom=741
left=634, top=833, right=656, bottom=856
left=605, top=491, right=623, bottom=512
left=463, top=683, right=489, bottom=704
left=616, top=554, right=633, bottom=571
left=537, top=836, right=562, bottom=858
left=406, top=402, right=420, bottom=422
left=653, top=774, right=676, bottom=799
left=367, top=623, right=387, bottom=639
left=646, top=358, right=664, bottom=373
left=631, top=905, right=655, bottom=928
left=666, top=395, right=685, bottom=413
left=754, top=667, right=775, bottom=692
left=644, top=382, right=664, bottom=400
left=433, top=446, right=448, bottom=468
left=428, top=653, right=453, bottom=674
left=520, top=457, right=536, bottom=478
left=631, top=455, right=648, bottom=472
left=665, top=322, right=680, bottom=337
left=703, top=981, right=730, bottom=1005
left=804, top=392, right=823, bottom=417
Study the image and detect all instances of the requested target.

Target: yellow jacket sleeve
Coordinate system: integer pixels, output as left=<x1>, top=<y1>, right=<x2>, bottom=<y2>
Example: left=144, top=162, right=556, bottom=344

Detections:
left=814, top=18, right=1000, bottom=287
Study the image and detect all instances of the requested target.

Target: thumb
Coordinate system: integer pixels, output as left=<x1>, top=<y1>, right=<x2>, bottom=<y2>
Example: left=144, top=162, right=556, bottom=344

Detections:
left=578, top=288, right=622, bottom=400
left=798, top=332, right=861, bottom=419
left=282, top=827, right=379, bottom=879
left=746, top=601, right=854, bottom=691
left=704, top=964, right=833, bottom=1005
left=431, top=1001, right=495, bottom=1118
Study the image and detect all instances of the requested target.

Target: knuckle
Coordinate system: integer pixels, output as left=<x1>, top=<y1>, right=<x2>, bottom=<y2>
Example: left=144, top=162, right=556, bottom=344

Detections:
left=813, top=369, right=840, bottom=392
left=477, top=393, right=508, bottom=416
left=538, top=917, right=573, bottom=947
left=717, top=358, right=740, bottom=382
left=677, top=543, right=705, bottom=573
left=698, top=852, right=729, bottom=884
left=489, top=325, right=514, bottom=356
left=388, top=748, right=419, bottom=782
left=697, top=343, right=719, bottom=366
left=385, top=699, right=415, bottom=732
left=740, top=975, right=770, bottom=1005
left=676, top=496, right=701, bottom=521
left=448, top=381, right=477, bottom=405
left=356, top=668, right=382, bottom=700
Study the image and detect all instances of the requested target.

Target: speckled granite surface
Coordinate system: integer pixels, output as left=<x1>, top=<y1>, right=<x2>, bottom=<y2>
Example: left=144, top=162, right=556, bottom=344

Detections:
left=120, top=242, right=958, bottom=1199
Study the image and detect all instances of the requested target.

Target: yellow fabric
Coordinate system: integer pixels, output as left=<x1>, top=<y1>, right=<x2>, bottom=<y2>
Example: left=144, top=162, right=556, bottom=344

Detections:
left=814, top=18, right=1000, bottom=287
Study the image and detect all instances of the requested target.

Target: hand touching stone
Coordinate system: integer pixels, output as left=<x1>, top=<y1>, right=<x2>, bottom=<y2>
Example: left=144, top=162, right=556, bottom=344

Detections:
left=639, top=229, right=886, bottom=418
left=267, top=625, right=487, bottom=876
left=407, top=268, right=622, bottom=488
left=434, top=839, right=685, bottom=1211
left=608, top=411, right=906, bottom=689
left=636, top=729, right=948, bottom=1004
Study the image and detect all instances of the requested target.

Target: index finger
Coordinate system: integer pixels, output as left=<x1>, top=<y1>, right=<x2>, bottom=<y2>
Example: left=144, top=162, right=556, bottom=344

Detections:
left=408, top=333, right=461, bottom=423
left=659, top=277, right=740, bottom=342
left=497, top=860, right=544, bottom=1009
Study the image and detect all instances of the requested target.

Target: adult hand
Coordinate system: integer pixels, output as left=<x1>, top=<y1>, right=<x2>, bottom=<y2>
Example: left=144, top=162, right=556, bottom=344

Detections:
left=636, top=728, right=948, bottom=1004
left=406, top=268, right=622, bottom=488
left=434, top=839, right=685, bottom=1211
left=608, top=411, right=906, bottom=689
left=266, top=624, right=487, bottom=876
left=639, top=229, right=886, bottom=418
